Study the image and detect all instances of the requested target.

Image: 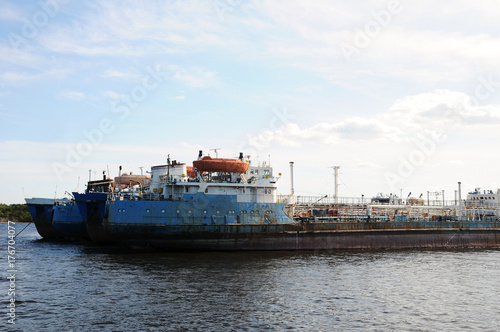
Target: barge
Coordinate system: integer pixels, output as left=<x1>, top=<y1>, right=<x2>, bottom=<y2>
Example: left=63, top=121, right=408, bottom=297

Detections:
left=76, top=152, right=500, bottom=250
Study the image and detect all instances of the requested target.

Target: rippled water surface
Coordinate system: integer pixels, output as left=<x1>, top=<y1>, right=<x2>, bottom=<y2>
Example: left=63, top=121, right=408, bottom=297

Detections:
left=2, top=223, right=500, bottom=331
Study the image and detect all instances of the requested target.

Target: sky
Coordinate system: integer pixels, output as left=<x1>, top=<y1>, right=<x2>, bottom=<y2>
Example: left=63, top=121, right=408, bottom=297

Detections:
left=2, top=0, right=500, bottom=204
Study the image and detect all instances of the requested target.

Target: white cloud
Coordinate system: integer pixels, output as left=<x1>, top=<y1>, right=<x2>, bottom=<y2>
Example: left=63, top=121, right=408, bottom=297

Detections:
left=6, top=0, right=499, bottom=93
left=243, top=1, right=500, bottom=88
left=248, top=90, right=500, bottom=149
left=37, top=1, right=228, bottom=56
left=172, top=67, right=219, bottom=89
left=101, top=91, right=126, bottom=100
left=101, top=69, right=138, bottom=79
left=0, top=2, right=25, bottom=22
left=1, top=68, right=71, bottom=84
left=59, top=91, right=85, bottom=101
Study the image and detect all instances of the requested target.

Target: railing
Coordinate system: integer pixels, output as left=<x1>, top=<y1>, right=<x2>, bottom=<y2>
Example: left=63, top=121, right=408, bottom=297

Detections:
left=279, top=195, right=500, bottom=209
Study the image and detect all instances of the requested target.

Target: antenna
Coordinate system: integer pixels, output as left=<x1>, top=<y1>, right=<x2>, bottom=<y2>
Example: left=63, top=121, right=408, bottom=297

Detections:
left=167, top=154, right=170, bottom=182
left=139, top=167, right=144, bottom=175
left=210, top=148, right=221, bottom=158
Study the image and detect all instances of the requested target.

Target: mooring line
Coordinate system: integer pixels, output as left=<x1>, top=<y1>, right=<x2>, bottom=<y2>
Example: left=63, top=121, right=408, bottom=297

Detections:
left=14, top=221, right=33, bottom=239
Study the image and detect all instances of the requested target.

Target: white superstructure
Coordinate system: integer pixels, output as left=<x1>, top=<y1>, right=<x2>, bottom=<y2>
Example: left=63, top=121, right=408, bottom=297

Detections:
left=146, top=158, right=280, bottom=203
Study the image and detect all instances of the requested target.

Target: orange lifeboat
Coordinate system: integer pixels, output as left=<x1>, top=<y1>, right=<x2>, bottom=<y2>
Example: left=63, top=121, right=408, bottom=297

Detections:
left=193, top=156, right=249, bottom=173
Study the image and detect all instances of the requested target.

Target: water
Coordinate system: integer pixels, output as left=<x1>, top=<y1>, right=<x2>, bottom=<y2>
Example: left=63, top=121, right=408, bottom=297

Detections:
left=2, top=222, right=500, bottom=331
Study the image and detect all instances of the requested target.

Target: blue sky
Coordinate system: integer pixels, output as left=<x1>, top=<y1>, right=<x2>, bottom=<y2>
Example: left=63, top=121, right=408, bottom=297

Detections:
left=2, top=0, right=500, bottom=204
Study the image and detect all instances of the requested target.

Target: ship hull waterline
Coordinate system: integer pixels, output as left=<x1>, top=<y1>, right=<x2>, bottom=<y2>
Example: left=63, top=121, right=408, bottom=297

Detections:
left=90, top=222, right=500, bottom=251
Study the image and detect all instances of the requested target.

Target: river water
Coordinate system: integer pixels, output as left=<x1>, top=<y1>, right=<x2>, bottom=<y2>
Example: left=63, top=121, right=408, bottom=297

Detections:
left=2, top=222, right=500, bottom=331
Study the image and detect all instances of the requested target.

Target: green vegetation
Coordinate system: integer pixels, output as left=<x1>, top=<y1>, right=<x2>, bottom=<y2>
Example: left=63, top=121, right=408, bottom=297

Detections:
left=0, top=204, right=32, bottom=222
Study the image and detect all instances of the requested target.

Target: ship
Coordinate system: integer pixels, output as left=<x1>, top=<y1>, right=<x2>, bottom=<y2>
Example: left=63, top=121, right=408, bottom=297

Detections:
left=25, top=197, right=90, bottom=240
left=25, top=172, right=149, bottom=241
left=49, top=151, right=499, bottom=251
left=25, top=197, right=63, bottom=239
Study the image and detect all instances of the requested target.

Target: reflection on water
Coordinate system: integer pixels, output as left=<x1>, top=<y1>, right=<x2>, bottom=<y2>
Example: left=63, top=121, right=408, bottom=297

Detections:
left=3, top=223, right=500, bottom=331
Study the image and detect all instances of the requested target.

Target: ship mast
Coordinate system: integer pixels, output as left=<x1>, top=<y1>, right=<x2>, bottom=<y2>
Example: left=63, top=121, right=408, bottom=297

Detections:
left=289, top=162, right=295, bottom=216
left=458, top=181, right=462, bottom=220
left=330, top=166, right=340, bottom=205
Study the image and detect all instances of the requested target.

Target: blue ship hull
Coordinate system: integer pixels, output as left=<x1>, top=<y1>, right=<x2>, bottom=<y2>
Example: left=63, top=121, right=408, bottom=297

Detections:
left=73, top=193, right=500, bottom=251
left=26, top=198, right=90, bottom=240
left=26, top=199, right=63, bottom=239
left=52, top=204, right=88, bottom=240
left=73, top=192, right=111, bottom=243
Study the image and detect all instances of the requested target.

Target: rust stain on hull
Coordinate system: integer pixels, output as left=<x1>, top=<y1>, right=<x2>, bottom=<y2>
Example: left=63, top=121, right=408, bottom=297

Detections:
left=98, top=222, right=500, bottom=251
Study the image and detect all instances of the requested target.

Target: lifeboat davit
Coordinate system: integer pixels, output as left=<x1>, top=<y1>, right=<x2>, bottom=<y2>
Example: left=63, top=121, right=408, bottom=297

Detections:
left=193, top=156, right=249, bottom=174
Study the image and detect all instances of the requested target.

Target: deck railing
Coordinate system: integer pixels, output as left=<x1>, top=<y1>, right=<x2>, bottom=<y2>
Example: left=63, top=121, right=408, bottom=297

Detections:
left=278, top=195, right=500, bottom=209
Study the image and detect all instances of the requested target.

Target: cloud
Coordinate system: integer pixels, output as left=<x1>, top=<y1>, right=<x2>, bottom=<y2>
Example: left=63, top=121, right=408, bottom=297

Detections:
left=248, top=90, right=500, bottom=149
left=249, top=117, right=400, bottom=149
left=172, top=67, right=219, bottom=89
left=5, top=0, right=499, bottom=95
left=101, top=91, right=126, bottom=100
left=59, top=91, right=85, bottom=101
left=384, top=89, right=500, bottom=128
left=36, top=1, right=228, bottom=57
left=101, top=69, right=138, bottom=79
left=0, top=2, right=25, bottom=22
left=0, top=68, right=71, bottom=85
left=244, top=1, right=500, bottom=88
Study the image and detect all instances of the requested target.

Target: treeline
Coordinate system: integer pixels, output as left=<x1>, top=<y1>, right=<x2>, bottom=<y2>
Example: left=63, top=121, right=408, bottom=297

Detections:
left=0, top=204, right=32, bottom=222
